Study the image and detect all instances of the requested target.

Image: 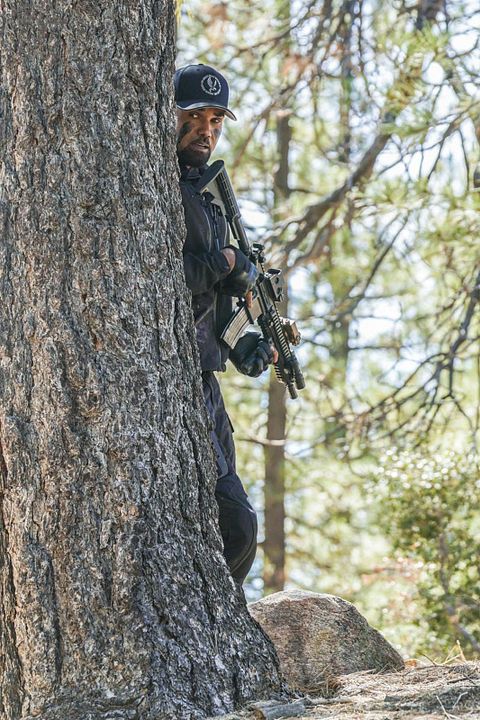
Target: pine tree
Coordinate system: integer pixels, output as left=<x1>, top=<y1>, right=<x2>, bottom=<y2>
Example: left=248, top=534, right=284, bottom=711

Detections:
left=0, top=4, right=283, bottom=718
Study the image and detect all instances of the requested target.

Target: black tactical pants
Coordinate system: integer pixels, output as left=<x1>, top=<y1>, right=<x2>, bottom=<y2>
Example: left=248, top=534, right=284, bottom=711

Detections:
left=202, top=372, right=258, bottom=586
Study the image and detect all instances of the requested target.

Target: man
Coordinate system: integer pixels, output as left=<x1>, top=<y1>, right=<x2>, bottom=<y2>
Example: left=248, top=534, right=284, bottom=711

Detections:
left=175, top=64, right=275, bottom=587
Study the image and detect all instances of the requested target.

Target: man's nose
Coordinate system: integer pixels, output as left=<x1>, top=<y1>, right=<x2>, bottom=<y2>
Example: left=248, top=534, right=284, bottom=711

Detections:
left=197, top=117, right=212, bottom=137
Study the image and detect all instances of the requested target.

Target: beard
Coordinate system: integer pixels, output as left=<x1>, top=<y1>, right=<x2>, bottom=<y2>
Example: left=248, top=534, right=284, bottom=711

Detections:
left=177, top=143, right=212, bottom=168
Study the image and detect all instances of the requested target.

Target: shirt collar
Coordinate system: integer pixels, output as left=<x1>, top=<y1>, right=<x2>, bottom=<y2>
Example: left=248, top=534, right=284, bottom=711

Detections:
left=180, top=164, right=207, bottom=182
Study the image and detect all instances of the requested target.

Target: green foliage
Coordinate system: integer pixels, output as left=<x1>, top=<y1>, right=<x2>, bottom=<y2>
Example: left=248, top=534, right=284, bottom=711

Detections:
left=373, top=449, right=480, bottom=656
left=178, top=0, right=480, bottom=656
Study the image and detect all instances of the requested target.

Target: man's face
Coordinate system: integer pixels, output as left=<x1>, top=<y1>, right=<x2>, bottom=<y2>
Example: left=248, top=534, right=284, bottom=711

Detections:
left=176, top=107, right=225, bottom=167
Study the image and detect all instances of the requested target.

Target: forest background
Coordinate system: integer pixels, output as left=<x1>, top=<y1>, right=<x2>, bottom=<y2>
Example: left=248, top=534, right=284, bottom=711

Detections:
left=177, top=0, right=480, bottom=661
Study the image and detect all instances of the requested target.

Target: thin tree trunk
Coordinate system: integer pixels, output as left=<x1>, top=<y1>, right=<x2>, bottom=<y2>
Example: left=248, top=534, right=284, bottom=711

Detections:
left=324, top=1, right=355, bottom=447
left=264, top=356, right=287, bottom=594
left=0, top=3, right=283, bottom=719
left=263, top=102, right=291, bottom=594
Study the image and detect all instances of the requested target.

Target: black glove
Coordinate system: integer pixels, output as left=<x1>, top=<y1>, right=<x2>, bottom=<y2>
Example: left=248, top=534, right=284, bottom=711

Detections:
left=230, top=333, right=275, bottom=377
left=221, top=246, right=258, bottom=297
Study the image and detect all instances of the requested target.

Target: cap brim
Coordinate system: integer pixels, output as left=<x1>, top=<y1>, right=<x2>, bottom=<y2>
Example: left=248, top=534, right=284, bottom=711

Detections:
left=176, top=100, right=237, bottom=121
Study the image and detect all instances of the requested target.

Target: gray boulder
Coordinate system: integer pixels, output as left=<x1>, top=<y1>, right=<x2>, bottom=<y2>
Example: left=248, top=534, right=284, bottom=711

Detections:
left=249, top=589, right=404, bottom=691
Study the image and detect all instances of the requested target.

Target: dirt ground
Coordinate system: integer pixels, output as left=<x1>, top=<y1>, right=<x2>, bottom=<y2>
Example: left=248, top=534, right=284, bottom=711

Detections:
left=210, top=663, right=480, bottom=720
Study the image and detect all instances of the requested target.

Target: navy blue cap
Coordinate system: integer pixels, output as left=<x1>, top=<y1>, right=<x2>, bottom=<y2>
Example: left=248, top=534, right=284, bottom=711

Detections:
left=174, top=64, right=237, bottom=121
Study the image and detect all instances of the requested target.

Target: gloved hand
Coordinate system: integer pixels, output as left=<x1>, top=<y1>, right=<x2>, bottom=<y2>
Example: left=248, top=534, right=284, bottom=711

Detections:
left=221, top=246, right=258, bottom=297
left=230, top=332, right=275, bottom=377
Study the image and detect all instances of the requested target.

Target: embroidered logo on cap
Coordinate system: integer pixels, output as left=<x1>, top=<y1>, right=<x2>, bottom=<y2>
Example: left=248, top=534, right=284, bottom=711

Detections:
left=201, top=75, right=222, bottom=96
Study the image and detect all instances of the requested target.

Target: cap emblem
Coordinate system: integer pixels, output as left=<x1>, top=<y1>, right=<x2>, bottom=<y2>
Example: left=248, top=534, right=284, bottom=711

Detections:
left=201, top=75, right=222, bottom=96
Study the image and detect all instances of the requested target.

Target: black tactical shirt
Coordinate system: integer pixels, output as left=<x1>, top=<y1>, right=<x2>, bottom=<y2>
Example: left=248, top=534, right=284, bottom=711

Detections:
left=180, top=164, right=234, bottom=372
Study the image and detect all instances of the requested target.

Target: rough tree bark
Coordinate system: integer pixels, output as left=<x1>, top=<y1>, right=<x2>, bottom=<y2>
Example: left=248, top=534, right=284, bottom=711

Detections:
left=0, top=3, right=283, bottom=719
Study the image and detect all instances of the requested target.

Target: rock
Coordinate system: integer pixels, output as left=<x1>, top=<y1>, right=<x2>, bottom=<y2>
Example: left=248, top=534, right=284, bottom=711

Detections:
left=249, top=590, right=404, bottom=691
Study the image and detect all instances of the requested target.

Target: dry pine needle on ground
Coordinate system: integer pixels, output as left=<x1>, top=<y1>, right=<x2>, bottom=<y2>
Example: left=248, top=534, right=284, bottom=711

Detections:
left=209, top=662, right=480, bottom=720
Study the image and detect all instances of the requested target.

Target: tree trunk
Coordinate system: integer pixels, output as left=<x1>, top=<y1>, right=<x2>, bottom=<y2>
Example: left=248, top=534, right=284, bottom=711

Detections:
left=263, top=104, right=291, bottom=594
left=0, top=3, right=283, bottom=719
left=263, top=358, right=287, bottom=594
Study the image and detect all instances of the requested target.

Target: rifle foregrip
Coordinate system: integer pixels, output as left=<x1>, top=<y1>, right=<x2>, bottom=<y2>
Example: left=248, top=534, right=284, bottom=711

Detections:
left=287, top=383, right=298, bottom=400
left=292, top=355, right=306, bottom=390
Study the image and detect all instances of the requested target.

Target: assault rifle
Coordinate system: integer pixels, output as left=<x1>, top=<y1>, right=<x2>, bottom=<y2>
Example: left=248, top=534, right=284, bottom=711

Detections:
left=198, top=160, right=305, bottom=400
